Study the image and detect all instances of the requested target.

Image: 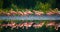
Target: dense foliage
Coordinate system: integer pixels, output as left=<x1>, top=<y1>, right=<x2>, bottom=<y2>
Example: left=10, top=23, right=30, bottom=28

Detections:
left=0, top=0, right=59, bottom=11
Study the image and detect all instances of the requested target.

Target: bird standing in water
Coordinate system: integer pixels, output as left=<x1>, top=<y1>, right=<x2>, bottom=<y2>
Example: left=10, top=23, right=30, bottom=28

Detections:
left=9, top=9, right=17, bottom=16
left=33, top=10, right=44, bottom=15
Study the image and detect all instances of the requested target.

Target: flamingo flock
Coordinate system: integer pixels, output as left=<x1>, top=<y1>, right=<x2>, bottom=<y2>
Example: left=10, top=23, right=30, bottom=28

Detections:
left=0, top=21, right=60, bottom=30
left=0, top=8, right=60, bottom=16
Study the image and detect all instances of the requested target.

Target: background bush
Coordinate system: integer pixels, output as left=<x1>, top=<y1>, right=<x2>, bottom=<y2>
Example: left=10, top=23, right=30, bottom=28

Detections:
left=0, top=0, right=60, bottom=11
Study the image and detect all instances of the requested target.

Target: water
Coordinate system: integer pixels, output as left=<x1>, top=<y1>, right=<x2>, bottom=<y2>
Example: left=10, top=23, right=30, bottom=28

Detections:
left=0, top=15, right=60, bottom=20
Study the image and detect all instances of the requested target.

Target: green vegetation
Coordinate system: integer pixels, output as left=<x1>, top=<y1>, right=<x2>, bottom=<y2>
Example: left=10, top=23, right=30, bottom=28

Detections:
left=0, top=0, right=59, bottom=11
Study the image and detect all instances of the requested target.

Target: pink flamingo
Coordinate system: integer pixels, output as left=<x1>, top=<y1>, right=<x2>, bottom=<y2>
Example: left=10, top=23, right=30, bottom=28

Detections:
left=23, top=12, right=28, bottom=16
left=17, top=11, right=23, bottom=16
left=7, top=22, right=16, bottom=30
left=25, top=9, right=33, bottom=15
left=6, top=13, right=11, bottom=16
left=46, top=11, right=55, bottom=15
left=33, top=22, right=44, bottom=28
left=46, top=22, right=56, bottom=27
left=33, top=10, right=44, bottom=15
left=9, top=9, right=17, bottom=15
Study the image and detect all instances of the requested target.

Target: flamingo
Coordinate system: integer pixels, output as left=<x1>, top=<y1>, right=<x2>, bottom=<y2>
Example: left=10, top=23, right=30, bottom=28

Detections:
left=38, top=22, right=44, bottom=27
left=33, top=10, right=44, bottom=15
left=9, top=9, right=17, bottom=15
left=46, top=22, right=55, bottom=27
left=16, top=24, right=21, bottom=29
left=6, top=12, right=11, bottom=16
left=7, top=22, right=16, bottom=30
left=33, top=10, right=39, bottom=15
left=26, top=11, right=33, bottom=15
left=46, top=11, right=55, bottom=15
left=55, top=23, right=60, bottom=30
left=27, top=22, right=34, bottom=27
left=23, top=12, right=28, bottom=16
left=23, top=22, right=29, bottom=29
left=33, top=22, right=44, bottom=28
left=38, top=11, right=44, bottom=15
left=36, top=22, right=44, bottom=28
left=33, top=24, right=38, bottom=28
left=57, top=11, right=60, bottom=15
left=17, top=11, right=23, bottom=16
left=23, top=22, right=33, bottom=29
left=25, top=9, right=33, bottom=15
left=1, top=11, right=6, bottom=15
left=2, top=24, right=7, bottom=28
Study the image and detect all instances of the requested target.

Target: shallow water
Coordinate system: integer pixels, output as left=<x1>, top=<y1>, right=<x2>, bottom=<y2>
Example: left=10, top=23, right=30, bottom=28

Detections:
left=0, top=15, right=60, bottom=20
